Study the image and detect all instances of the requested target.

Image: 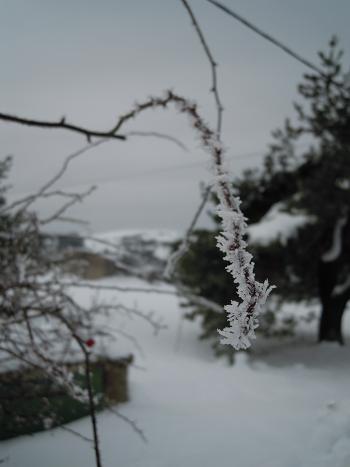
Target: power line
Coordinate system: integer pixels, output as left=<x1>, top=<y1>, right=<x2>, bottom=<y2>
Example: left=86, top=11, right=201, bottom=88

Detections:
left=10, top=142, right=311, bottom=197
left=8, top=149, right=264, bottom=198
left=206, top=0, right=326, bottom=77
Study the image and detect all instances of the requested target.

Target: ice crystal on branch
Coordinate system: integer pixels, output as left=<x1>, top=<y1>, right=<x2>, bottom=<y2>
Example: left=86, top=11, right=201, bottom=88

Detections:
left=138, top=90, right=274, bottom=350
left=212, top=153, right=274, bottom=349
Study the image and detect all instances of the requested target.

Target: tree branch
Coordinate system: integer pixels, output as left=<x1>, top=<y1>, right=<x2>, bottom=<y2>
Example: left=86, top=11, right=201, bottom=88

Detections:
left=0, top=112, right=126, bottom=142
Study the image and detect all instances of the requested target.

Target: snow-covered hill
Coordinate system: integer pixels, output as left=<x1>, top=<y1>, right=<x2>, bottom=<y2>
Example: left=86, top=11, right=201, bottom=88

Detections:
left=84, top=229, right=180, bottom=279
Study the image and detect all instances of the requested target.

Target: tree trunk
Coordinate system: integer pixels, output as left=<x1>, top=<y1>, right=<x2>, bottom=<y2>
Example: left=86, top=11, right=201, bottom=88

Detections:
left=318, top=259, right=348, bottom=344
left=318, top=296, right=346, bottom=344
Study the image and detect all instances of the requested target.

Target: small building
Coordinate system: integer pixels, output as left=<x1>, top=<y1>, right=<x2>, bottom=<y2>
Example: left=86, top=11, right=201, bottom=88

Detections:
left=40, top=233, right=84, bottom=254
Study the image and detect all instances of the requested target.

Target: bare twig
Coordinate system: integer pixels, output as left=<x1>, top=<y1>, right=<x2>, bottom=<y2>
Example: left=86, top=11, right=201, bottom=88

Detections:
left=106, top=406, right=147, bottom=443
left=64, top=280, right=178, bottom=296
left=0, top=112, right=126, bottom=142
left=83, top=351, right=103, bottom=467
left=88, top=303, right=166, bottom=335
left=39, top=185, right=96, bottom=225
left=164, top=185, right=211, bottom=278
left=126, top=130, right=188, bottom=151
left=167, top=0, right=225, bottom=276
left=56, top=216, right=90, bottom=226
left=181, top=0, right=223, bottom=135
left=58, top=424, right=93, bottom=444
left=177, top=283, right=223, bottom=314
left=39, top=141, right=107, bottom=194
left=2, top=140, right=107, bottom=214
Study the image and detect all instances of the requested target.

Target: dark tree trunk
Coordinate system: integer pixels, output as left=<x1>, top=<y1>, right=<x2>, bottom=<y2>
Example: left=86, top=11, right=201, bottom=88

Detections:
left=318, top=296, right=346, bottom=344
left=318, top=259, right=348, bottom=344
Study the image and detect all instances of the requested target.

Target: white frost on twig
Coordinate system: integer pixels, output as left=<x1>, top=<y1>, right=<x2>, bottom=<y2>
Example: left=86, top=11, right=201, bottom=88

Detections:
left=140, top=91, right=275, bottom=350
left=212, top=158, right=274, bottom=350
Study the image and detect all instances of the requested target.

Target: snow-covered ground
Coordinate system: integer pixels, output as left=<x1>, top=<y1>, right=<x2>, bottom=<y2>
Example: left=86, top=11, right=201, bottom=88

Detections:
left=2, top=275, right=350, bottom=467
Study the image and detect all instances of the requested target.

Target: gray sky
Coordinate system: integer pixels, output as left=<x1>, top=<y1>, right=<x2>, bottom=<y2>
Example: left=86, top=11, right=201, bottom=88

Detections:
left=1, top=0, right=349, bottom=234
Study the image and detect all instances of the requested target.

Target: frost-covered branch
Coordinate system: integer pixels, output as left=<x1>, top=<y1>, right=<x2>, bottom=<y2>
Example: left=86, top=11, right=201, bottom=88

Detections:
left=59, top=89, right=273, bottom=349
left=111, top=89, right=274, bottom=349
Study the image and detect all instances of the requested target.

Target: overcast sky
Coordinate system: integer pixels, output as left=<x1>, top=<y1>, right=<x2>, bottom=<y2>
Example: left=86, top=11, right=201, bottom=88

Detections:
left=1, top=0, right=349, bottom=234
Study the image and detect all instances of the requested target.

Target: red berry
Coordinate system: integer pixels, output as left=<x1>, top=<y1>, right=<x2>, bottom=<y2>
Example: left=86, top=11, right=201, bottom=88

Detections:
left=85, top=338, right=95, bottom=348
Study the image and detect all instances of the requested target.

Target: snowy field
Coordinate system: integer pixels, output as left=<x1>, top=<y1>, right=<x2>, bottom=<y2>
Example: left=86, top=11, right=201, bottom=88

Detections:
left=2, top=275, right=350, bottom=467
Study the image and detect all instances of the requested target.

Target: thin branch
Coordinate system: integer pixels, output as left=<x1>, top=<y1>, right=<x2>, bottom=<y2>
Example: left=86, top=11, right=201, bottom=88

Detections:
left=83, top=351, right=103, bottom=467
left=58, top=424, right=93, bottom=444
left=36, top=141, right=106, bottom=198
left=96, top=303, right=166, bottom=335
left=39, top=186, right=97, bottom=225
left=64, top=280, right=178, bottom=296
left=51, top=315, right=103, bottom=467
left=126, top=130, right=188, bottom=151
left=55, top=216, right=90, bottom=226
left=2, top=140, right=107, bottom=214
left=105, top=326, right=145, bottom=357
left=0, top=112, right=126, bottom=141
left=164, top=185, right=211, bottom=278
left=181, top=0, right=223, bottom=135
left=106, top=406, right=147, bottom=443
left=176, top=283, right=223, bottom=314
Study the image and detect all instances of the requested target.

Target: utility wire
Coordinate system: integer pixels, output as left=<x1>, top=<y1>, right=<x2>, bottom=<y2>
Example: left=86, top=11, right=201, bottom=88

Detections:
left=10, top=144, right=312, bottom=197
left=206, top=0, right=326, bottom=77
left=11, top=138, right=314, bottom=201
left=9, top=149, right=264, bottom=198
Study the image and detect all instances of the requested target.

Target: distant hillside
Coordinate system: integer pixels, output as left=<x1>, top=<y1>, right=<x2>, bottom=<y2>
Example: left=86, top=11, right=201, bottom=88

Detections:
left=84, top=229, right=180, bottom=281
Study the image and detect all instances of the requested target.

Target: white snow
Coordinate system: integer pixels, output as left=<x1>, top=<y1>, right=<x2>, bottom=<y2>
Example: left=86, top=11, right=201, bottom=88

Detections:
left=248, top=203, right=311, bottom=246
left=333, top=276, right=350, bottom=297
left=2, top=276, right=350, bottom=467
left=322, top=216, right=347, bottom=263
